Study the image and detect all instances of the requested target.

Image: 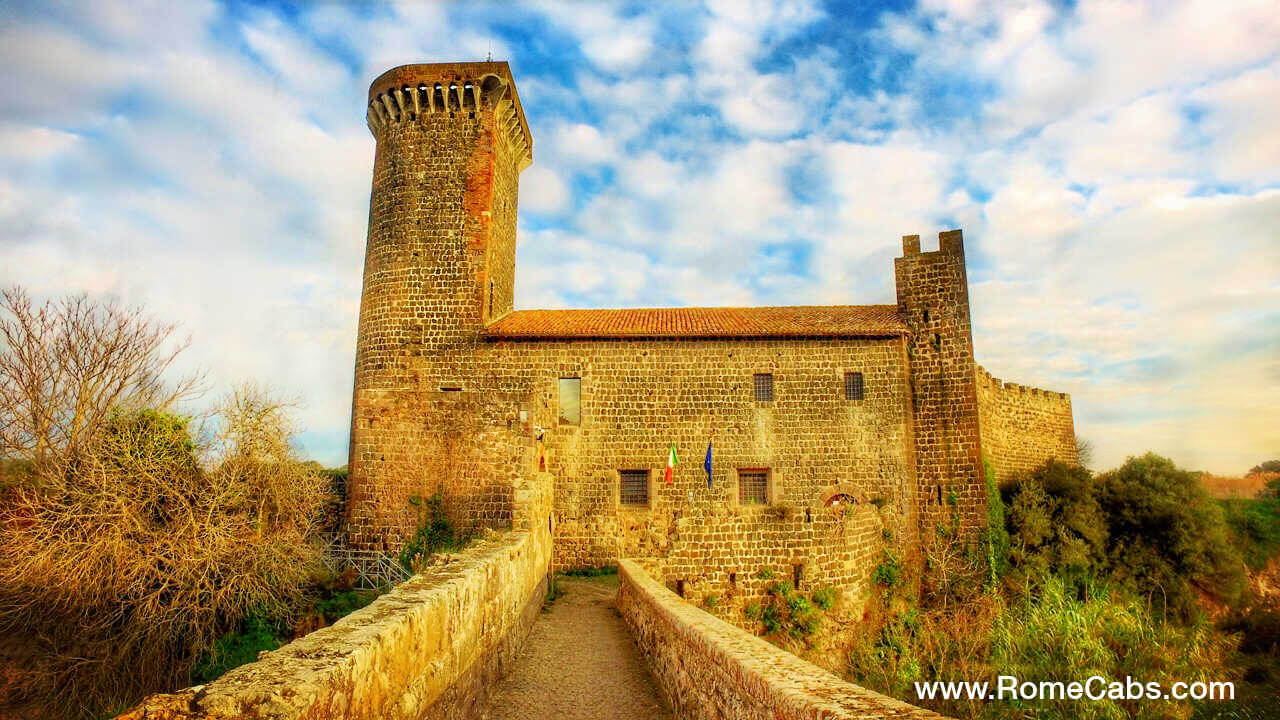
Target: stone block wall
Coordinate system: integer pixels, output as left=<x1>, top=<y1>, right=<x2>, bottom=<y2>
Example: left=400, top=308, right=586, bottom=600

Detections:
left=347, top=62, right=530, bottom=548
left=479, top=336, right=919, bottom=620
left=616, top=560, right=951, bottom=720
left=116, top=473, right=553, bottom=720
left=895, top=230, right=986, bottom=541
left=975, top=366, right=1077, bottom=482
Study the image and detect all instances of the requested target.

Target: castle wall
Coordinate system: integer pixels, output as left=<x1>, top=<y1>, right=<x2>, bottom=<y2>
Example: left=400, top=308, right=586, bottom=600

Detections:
left=616, top=560, right=951, bottom=720
left=975, top=366, right=1077, bottom=483
left=479, top=335, right=916, bottom=623
left=352, top=330, right=919, bottom=619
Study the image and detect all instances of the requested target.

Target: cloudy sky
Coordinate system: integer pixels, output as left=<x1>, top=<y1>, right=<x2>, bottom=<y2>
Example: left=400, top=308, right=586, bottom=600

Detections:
left=1, top=0, right=1277, bottom=474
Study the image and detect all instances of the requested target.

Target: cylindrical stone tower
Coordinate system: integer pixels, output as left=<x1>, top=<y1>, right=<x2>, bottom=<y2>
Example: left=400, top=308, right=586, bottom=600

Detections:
left=346, top=62, right=533, bottom=550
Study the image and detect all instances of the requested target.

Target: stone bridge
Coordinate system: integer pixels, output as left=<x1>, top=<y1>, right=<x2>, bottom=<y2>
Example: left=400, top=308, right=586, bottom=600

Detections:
left=120, top=477, right=948, bottom=720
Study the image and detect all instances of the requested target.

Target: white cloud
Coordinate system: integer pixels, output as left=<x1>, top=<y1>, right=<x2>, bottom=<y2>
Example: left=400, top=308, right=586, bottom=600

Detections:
left=546, top=122, right=618, bottom=166
left=521, top=165, right=570, bottom=214
left=1192, top=60, right=1280, bottom=187
left=0, top=125, right=80, bottom=161
left=530, top=2, right=656, bottom=73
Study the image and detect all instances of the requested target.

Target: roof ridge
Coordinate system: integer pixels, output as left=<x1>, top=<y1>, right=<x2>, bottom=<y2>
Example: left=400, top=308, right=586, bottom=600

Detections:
left=482, top=305, right=908, bottom=340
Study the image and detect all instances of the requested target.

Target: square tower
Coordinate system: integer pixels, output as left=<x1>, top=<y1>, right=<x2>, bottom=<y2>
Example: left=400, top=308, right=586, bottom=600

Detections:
left=895, top=230, right=987, bottom=543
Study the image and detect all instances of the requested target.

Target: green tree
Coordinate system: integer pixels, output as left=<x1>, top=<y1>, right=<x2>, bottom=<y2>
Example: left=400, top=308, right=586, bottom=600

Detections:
left=1095, top=453, right=1245, bottom=620
left=1001, top=459, right=1109, bottom=590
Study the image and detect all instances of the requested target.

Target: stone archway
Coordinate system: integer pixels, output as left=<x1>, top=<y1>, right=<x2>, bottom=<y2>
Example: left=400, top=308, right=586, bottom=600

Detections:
left=819, top=483, right=861, bottom=507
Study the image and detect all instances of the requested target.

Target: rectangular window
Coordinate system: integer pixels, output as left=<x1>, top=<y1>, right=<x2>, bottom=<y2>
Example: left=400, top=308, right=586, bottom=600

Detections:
left=738, top=469, right=769, bottom=505
left=753, top=373, right=774, bottom=402
left=619, top=470, right=649, bottom=506
left=558, top=377, right=581, bottom=426
left=844, top=371, right=864, bottom=400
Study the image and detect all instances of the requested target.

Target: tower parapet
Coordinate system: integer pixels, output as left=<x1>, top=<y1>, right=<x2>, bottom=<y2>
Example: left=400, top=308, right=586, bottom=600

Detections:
left=365, top=62, right=532, bottom=170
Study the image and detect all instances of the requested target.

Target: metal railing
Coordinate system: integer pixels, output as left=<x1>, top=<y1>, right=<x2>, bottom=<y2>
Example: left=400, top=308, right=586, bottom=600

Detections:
left=318, top=535, right=411, bottom=588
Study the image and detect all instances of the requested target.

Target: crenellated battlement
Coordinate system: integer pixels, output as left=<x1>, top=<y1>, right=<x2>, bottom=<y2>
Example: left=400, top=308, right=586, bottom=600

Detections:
left=975, top=364, right=1076, bottom=480
left=975, top=365, right=1071, bottom=402
left=365, top=61, right=532, bottom=169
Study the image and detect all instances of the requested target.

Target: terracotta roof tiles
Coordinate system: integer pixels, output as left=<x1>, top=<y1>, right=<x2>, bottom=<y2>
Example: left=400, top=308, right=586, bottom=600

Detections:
left=482, top=305, right=908, bottom=340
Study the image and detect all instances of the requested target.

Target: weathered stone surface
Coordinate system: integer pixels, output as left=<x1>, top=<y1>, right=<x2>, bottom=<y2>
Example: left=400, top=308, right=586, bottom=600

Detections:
left=975, top=366, right=1076, bottom=482
left=344, top=61, right=1078, bottom=633
left=617, top=560, right=953, bottom=720
left=116, top=474, right=553, bottom=720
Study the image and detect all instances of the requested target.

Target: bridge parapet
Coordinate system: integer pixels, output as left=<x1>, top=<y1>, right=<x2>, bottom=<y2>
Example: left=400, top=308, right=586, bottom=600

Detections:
left=617, top=559, right=953, bottom=720
left=118, top=472, right=553, bottom=720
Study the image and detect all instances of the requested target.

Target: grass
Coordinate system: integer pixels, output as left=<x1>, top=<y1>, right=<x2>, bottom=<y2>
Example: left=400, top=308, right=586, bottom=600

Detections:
left=191, top=578, right=385, bottom=684
left=192, top=613, right=282, bottom=683
left=1220, top=498, right=1280, bottom=571
left=562, top=564, right=618, bottom=577
left=543, top=575, right=565, bottom=610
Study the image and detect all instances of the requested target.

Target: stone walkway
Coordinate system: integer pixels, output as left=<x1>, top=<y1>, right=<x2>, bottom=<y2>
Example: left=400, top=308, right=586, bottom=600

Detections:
left=481, top=575, right=674, bottom=720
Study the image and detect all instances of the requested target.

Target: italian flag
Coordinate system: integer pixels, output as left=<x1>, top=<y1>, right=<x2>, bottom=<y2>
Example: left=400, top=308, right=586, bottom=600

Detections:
left=664, top=443, right=678, bottom=485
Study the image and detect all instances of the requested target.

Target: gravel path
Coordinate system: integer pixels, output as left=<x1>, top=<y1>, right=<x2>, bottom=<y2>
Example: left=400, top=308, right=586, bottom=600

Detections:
left=481, top=575, right=674, bottom=720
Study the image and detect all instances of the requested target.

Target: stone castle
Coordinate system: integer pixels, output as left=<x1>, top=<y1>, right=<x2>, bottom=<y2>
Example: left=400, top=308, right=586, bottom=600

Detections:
left=345, top=60, right=1076, bottom=615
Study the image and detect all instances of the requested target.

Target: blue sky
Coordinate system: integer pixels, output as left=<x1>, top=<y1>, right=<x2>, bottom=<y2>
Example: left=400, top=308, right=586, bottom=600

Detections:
left=1, top=0, right=1277, bottom=474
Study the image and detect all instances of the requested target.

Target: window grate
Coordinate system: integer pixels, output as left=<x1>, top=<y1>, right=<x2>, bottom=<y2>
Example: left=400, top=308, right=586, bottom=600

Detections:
left=844, top=371, right=864, bottom=400
left=753, top=373, right=774, bottom=402
left=738, top=469, right=769, bottom=505
left=619, top=470, right=649, bottom=506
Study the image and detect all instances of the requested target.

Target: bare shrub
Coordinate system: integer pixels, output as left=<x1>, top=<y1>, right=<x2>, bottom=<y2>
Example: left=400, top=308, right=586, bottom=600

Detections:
left=0, top=288, right=326, bottom=719
left=0, top=287, right=200, bottom=473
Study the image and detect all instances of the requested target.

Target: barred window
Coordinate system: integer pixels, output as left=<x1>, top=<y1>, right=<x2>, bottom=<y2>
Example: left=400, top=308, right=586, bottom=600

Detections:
left=844, top=371, right=864, bottom=400
left=619, top=470, right=649, bottom=506
left=738, top=469, right=769, bottom=505
left=558, top=377, right=581, bottom=426
left=753, top=373, right=774, bottom=402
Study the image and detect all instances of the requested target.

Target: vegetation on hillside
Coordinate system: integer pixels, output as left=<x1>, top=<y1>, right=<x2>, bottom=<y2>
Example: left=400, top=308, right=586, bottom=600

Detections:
left=0, top=288, right=335, bottom=719
left=846, top=453, right=1280, bottom=720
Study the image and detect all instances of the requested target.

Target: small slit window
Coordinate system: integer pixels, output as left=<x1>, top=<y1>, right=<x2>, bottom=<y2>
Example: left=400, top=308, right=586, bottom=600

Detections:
left=619, top=470, right=649, bottom=506
left=753, top=373, right=774, bottom=402
left=558, top=378, right=581, bottom=426
left=738, top=469, right=769, bottom=505
left=844, top=372, right=864, bottom=401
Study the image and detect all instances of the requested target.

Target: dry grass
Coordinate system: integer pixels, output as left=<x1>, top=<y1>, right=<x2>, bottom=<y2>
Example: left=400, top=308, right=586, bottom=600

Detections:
left=0, top=391, right=326, bottom=718
left=0, top=288, right=327, bottom=719
left=1200, top=472, right=1276, bottom=500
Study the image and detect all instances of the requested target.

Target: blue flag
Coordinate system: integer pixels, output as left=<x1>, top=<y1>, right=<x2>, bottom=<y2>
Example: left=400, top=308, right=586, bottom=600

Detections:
left=704, top=439, right=713, bottom=488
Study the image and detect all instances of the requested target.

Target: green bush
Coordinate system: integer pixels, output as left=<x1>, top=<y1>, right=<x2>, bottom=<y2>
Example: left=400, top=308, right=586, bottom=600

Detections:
left=811, top=586, right=838, bottom=610
left=192, top=613, right=283, bottom=683
left=314, top=588, right=380, bottom=623
left=786, top=593, right=811, bottom=614
left=398, top=493, right=469, bottom=572
left=761, top=602, right=783, bottom=634
left=850, top=579, right=1234, bottom=720
left=1220, top=498, right=1280, bottom=571
left=982, top=457, right=1011, bottom=584
left=873, top=552, right=903, bottom=589
left=1001, top=459, right=1108, bottom=590
left=1096, top=454, right=1246, bottom=619
left=748, top=578, right=837, bottom=641
left=703, top=593, right=719, bottom=609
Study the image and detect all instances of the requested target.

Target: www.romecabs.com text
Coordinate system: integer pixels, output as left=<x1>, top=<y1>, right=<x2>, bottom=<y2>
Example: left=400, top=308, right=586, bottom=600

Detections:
left=915, top=676, right=1234, bottom=702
